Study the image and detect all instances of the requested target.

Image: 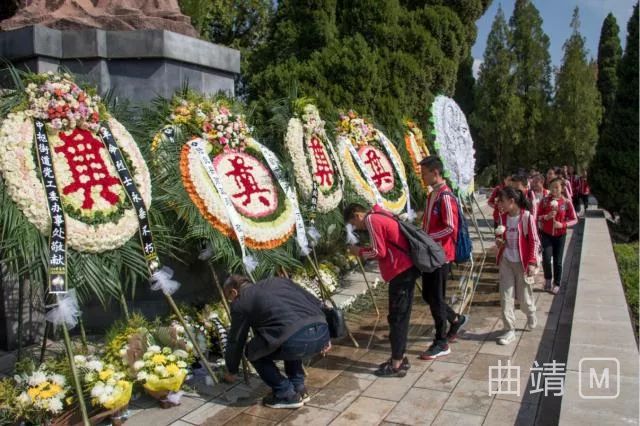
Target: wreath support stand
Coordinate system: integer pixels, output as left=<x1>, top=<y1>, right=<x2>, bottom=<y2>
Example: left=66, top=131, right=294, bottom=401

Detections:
left=60, top=322, right=91, bottom=426
left=78, top=318, right=89, bottom=351
left=207, top=262, right=251, bottom=385
left=163, top=294, right=219, bottom=385
left=461, top=192, right=487, bottom=317
left=119, top=293, right=130, bottom=321
left=306, top=252, right=360, bottom=348
left=355, top=258, right=380, bottom=317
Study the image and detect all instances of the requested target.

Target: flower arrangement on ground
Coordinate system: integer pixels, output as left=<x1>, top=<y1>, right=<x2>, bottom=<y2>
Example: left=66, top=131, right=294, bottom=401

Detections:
left=336, top=111, right=409, bottom=214
left=74, top=355, right=132, bottom=412
left=292, top=261, right=340, bottom=299
left=12, top=367, right=71, bottom=423
left=133, top=345, right=189, bottom=406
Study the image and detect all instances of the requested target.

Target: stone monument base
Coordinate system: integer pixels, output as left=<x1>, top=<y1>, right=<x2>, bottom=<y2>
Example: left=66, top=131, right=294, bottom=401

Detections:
left=0, top=25, right=240, bottom=103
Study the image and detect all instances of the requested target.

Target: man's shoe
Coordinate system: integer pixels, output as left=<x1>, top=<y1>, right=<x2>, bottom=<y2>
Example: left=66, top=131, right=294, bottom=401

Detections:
left=419, top=342, right=450, bottom=360
left=378, top=356, right=410, bottom=371
left=263, top=393, right=304, bottom=409
left=374, top=362, right=407, bottom=378
left=497, top=330, right=516, bottom=345
left=295, top=386, right=311, bottom=403
left=447, top=314, right=469, bottom=342
left=551, top=285, right=560, bottom=295
left=544, top=280, right=552, bottom=292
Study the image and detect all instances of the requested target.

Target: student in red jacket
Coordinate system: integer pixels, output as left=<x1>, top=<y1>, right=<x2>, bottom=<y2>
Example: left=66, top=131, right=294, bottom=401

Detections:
left=419, top=156, right=468, bottom=360
left=488, top=173, right=512, bottom=226
left=345, top=203, right=420, bottom=377
left=537, top=178, right=577, bottom=294
left=531, top=173, right=549, bottom=205
left=510, top=174, right=537, bottom=219
left=494, top=187, right=539, bottom=345
left=577, top=170, right=591, bottom=214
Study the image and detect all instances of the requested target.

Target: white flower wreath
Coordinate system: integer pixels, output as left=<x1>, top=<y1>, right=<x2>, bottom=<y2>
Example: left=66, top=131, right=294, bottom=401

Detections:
left=181, top=137, right=296, bottom=249
left=0, top=111, right=151, bottom=253
left=430, top=96, right=476, bottom=195
left=336, top=114, right=408, bottom=214
left=284, top=104, right=343, bottom=213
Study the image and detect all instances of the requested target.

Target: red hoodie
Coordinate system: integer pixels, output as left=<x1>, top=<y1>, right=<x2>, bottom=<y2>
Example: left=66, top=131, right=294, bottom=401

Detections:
left=359, top=204, right=413, bottom=282
left=578, top=176, right=590, bottom=195
left=496, top=209, right=539, bottom=271
left=422, top=183, right=459, bottom=263
left=537, top=195, right=577, bottom=237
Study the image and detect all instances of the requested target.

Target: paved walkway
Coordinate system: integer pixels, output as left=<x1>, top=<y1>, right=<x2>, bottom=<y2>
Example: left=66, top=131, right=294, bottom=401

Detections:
left=122, top=224, right=583, bottom=426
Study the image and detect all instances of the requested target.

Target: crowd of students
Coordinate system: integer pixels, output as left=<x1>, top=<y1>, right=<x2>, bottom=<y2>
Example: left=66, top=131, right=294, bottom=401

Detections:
left=488, top=166, right=586, bottom=344
left=220, top=158, right=589, bottom=409
left=343, top=160, right=588, bottom=373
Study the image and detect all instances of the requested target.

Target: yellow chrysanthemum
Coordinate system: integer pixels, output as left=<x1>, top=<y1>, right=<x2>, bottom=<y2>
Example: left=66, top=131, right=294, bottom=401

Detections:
left=151, top=354, right=166, bottom=365
left=165, top=363, right=180, bottom=376
left=98, top=369, right=114, bottom=381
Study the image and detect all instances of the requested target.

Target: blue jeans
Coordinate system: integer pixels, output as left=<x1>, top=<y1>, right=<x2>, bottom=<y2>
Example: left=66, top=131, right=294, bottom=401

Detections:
left=251, top=323, right=329, bottom=399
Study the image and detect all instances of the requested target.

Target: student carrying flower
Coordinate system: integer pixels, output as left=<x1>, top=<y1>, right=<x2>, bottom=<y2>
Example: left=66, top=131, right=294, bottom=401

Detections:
left=537, top=177, right=577, bottom=294
left=494, top=187, right=539, bottom=345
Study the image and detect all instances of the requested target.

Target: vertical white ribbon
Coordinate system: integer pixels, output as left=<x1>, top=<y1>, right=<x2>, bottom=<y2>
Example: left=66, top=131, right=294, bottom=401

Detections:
left=343, top=137, right=385, bottom=206
left=378, top=134, right=413, bottom=219
left=189, top=139, right=257, bottom=273
left=255, top=141, right=311, bottom=256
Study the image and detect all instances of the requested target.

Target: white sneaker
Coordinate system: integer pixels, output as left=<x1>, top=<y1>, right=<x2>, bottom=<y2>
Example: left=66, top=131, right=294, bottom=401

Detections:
left=497, top=330, right=516, bottom=345
left=527, top=315, right=537, bottom=330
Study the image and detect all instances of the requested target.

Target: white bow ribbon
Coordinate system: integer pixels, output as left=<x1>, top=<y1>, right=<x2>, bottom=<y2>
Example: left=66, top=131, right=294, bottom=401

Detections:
left=150, top=266, right=181, bottom=296
left=46, top=289, right=81, bottom=329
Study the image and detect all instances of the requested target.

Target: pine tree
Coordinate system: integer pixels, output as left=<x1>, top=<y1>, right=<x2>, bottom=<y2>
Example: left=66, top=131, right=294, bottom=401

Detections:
left=551, top=7, right=602, bottom=169
left=454, top=54, right=475, bottom=117
left=596, top=13, right=622, bottom=121
left=592, top=3, right=639, bottom=237
left=472, top=5, right=524, bottom=178
left=509, top=0, right=552, bottom=167
left=245, top=1, right=488, bottom=138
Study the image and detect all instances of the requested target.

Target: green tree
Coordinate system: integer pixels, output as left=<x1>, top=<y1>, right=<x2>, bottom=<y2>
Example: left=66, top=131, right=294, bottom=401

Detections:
left=509, top=0, right=552, bottom=167
left=472, top=5, right=524, bottom=178
left=454, top=54, right=475, bottom=117
left=596, top=13, right=622, bottom=121
left=592, top=3, right=639, bottom=237
left=245, top=1, right=488, bottom=138
left=551, top=7, right=602, bottom=169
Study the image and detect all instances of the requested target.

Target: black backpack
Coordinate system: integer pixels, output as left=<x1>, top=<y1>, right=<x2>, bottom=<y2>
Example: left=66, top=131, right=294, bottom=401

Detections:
left=370, top=212, right=447, bottom=273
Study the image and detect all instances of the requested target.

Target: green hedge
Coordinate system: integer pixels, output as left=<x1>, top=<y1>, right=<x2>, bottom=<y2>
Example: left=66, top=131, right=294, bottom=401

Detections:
left=613, top=242, right=639, bottom=340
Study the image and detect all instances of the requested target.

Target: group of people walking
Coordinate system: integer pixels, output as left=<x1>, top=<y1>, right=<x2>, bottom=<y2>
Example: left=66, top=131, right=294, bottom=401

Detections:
left=488, top=166, right=584, bottom=344
left=218, top=157, right=586, bottom=410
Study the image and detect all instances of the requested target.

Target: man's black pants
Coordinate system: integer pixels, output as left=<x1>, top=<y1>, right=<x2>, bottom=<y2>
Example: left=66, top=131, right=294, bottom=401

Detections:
left=422, top=263, right=458, bottom=344
left=388, top=267, right=419, bottom=360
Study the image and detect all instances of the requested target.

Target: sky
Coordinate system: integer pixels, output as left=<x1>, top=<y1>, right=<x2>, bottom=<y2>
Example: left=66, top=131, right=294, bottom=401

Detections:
left=471, top=0, right=637, bottom=77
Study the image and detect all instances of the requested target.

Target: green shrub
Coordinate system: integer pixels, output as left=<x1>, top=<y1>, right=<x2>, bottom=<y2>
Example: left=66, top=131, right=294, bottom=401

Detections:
left=613, top=242, right=639, bottom=340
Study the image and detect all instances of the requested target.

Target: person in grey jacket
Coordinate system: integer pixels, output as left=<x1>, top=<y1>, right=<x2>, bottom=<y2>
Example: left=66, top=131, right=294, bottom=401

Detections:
left=223, top=275, right=331, bottom=409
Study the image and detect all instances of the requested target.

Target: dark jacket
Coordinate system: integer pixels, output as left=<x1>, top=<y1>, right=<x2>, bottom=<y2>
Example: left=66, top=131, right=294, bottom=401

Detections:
left=224, top=277, right=326, bottom=374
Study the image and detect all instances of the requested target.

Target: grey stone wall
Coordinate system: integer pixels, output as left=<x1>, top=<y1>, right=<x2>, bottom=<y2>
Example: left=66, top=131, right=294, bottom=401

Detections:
left=0, top=25, right=240, bottom=102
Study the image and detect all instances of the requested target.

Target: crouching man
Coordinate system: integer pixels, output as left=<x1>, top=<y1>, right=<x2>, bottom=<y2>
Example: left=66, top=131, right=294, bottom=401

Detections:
left=223, top=275, right=330, bottom=409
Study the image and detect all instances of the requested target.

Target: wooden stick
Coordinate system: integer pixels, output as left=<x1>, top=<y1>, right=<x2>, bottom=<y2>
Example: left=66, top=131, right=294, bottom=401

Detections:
left=119, top=293, right=130, bottom=321
left=39, top=321, right=50, bottom=364
left=78, top=317, right=88, bottom=351
left=17, top=277, right=24, bottom=360
left=60, top=322, right=90, bottom=426
left=163, top=294, right=219, bottom=385
left=356, top=258, right=380, bottom=317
